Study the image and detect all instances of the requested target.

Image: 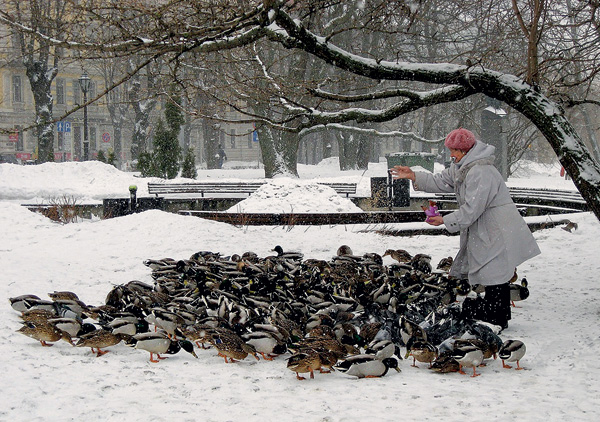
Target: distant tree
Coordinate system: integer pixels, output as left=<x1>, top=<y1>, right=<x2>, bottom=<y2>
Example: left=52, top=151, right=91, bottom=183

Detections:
left=106, top=149, right=116, bottom=167
left=181, top=147, right=197, bottom=179
left=138, top=94, right=183, bottom=179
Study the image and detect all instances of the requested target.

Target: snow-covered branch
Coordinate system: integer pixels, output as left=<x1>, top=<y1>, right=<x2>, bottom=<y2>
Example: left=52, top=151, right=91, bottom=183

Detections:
left=300, top=124, right=444, bottom=144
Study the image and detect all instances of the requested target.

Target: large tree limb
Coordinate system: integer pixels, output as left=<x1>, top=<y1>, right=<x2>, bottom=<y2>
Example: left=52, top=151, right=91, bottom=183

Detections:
left=266, top=6, right=600, bottom=221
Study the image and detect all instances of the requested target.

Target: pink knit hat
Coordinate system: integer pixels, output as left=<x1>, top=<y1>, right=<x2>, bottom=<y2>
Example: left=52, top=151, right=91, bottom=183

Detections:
left=445, top=128, right=476, bottom=151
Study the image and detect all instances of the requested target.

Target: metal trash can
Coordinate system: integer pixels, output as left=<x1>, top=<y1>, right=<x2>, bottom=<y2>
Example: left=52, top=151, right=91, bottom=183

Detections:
left=386, top=152, right=436, bottom=173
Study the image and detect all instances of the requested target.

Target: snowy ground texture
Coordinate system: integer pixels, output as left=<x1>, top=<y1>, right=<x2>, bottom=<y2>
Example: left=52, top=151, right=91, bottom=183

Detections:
left=1, top=158, right=598, bottom=422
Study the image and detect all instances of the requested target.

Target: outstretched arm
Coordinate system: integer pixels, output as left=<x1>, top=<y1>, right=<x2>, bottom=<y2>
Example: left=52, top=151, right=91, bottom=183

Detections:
left=390, top=165, right=415, bottom=182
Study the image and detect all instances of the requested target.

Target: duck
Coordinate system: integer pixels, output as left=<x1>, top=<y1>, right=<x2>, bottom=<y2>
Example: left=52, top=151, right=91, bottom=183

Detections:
left=9, top=294, right=42, bottom=313
left=453, top=337, right=499, bottom=364
left=146, top=308, right=186, bottom=338
left=16, top=321, right=75, bottom=347
left=48, top=291, right=80, bottom=301
left=499, top=339, right=526, bottom=370
left=399, top=316, right=427, bottom=346
left=131, top=331, right=198, bottom=363
left=75, top=329, right=131, bottom=357
left=20, top=309, right=57, bottom=324
left=510, top=278, right=530, bottom=307
left=430, top=351, right=460, bottom=373
left=436, top=256, right=454, bottom=272
left=452, top=344, right=484, bottom=377
left=335, top=354, right=400, bottom=378
left=241, top=331, right=287, bottom=360
left=48, top=317, right=96, bottom=338
left=208, top=330, right=259, bottom=363
left=405, top=337, right=438, bottom=368
left=286, top=348, right=337, bottom=380
left=364, top=339, right=401, bottom=360
left=336, top=245, right=354, bottom=256
left=272, top=245, right=304, bottom=261
left=383, top=249, right=413, bottom=264
left=410, top=253, right=432, bottom=274
left=107, top=318, right=149, bottom=336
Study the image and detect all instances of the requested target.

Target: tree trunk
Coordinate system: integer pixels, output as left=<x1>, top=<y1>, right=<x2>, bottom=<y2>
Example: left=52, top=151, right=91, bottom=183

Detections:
left=202, top=118, right=220, bottom=170
left=257, top=124, right=299, bottom=178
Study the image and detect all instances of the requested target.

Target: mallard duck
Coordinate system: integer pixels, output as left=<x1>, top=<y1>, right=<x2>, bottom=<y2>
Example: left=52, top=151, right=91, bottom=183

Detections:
left=336, top=245, right=354, bottom=256
left=20, top=309, right=57, bottom=323
left=9, top=294, right=41, bottom=313
left=436, top=256, right=454, bottom=272
left=48, top=291, right=80, bottom=301
left=399, top=316, right=427, bottom=346
left=48, top=317, right=96, bottom=338
left=453, top=345, right=484, bottom=377
left=365, top=339, right=401, bottom=361
left=430, top=351, right=460, bottom=373
left=359, top=322, right=383, bottom=345
left=17, top=321, right=74, bottom=347
left=208, top=331, right=259, bottom=363
left=272, top=245, right=304, bottom=261
left=107, top=318, right=149, bottom=336
left=405, top=338, right=438, bottom=368
left=286, top=348, right=337, bottom=380
left=75, top=329, right=131, bottom=357
left=499, top=339, right=526, bottom=370
left=453, top=338, right=499, bottom=363
left=410, top=253, right=432, bottom=274
left=132, top=331, right=198, bottom=363
left=335, top=354, right=400, bottom=378
left=510, top=278, right=530, bottom=307
left=146, top=308, right=185, bottom=338
left=242, top=331, right=287, bottom=360
left=290, top=337, right=347, bottom=360
left=383, top=249, right=413, bottom=263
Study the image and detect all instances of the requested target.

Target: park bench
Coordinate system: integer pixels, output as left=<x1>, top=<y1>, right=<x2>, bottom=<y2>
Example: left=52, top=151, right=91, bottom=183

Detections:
left=147, top=181, right=357, bottom=198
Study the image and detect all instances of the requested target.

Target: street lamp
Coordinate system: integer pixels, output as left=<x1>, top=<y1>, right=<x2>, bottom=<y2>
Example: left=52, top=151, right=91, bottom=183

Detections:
left=78, top=71, right=91, bottom=161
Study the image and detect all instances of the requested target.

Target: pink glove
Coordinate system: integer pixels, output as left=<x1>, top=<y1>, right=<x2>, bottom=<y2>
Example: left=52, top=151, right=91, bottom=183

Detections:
left=421, top=201, right=440, bottom=222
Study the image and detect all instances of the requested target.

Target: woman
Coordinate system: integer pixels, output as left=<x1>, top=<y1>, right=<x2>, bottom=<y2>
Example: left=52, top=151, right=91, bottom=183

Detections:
left=390, top=128, right=540, bottom=329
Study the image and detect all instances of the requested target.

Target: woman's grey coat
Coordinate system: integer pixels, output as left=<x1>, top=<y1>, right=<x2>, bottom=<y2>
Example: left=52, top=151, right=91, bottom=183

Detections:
left=414, top=141, right=540, bottom=286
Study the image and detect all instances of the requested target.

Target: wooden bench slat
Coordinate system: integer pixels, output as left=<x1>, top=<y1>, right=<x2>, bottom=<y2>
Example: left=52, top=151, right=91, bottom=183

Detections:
left=147, top=181, right=357, bottom=197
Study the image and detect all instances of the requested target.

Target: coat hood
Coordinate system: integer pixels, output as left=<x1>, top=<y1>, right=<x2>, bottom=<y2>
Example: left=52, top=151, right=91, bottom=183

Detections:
left=455, top=141, right=496, bottom=169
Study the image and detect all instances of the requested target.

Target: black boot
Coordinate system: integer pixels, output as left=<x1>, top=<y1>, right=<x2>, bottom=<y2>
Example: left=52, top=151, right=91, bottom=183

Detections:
left=480, top=283, right=511, bottom=330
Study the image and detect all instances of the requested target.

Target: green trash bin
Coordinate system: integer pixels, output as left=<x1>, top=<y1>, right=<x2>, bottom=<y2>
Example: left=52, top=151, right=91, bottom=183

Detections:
left=386, top=152, right=436, bottom=173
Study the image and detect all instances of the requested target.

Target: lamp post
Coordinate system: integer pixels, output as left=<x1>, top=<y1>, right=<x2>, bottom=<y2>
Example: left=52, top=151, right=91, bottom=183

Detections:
left=78, top=71, right=91, bottom=161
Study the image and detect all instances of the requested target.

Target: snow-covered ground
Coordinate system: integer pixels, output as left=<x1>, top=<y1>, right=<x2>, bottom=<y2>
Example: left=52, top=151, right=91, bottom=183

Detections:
left=1, top=158, right=598, bottom=422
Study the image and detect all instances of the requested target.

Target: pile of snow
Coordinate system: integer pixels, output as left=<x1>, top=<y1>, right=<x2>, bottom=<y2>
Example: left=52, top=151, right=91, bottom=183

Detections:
left=227, top=178, right=363, bottom=213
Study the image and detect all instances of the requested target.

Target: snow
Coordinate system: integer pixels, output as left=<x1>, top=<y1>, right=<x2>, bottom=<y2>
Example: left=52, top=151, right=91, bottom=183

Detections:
left=1, top=158, right=598, bottom=421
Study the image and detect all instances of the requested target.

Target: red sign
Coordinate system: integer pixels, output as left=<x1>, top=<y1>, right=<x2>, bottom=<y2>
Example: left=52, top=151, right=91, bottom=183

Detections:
left=102, top=132, right=111, bottom=143
left=8, top=132, right=18, bottom=142
left=16, top=153, right=31, bottom=160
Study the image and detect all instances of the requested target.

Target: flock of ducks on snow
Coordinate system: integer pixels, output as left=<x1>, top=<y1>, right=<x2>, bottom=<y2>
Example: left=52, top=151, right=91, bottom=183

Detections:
left=10, top=245, right=527, bottom=379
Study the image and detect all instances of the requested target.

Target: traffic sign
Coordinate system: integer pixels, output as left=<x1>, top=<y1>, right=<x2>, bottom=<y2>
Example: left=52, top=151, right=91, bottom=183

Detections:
left=57, top=121, right=71, bottom=132
left=102, top=132, right=111, bottom=143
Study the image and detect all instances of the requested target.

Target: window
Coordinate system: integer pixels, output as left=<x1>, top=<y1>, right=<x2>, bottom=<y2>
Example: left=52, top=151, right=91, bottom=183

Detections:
left=230, top=129, right=236, bottom=149
left=12, top=75, right=23, bottom=103
left=56, top=79, right=65, bottom=105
